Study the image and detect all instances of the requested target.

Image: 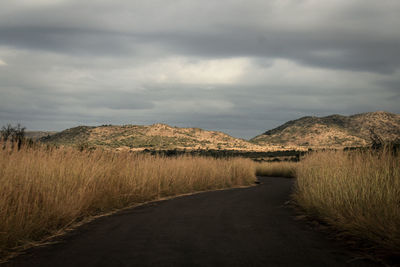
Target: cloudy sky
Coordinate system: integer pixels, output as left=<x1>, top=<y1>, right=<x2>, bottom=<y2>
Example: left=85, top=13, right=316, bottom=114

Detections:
left=0, top=0, right=399, bottom=138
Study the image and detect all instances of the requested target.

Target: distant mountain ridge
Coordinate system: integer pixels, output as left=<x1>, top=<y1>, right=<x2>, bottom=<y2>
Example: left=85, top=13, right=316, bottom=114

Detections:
left=250, top=111, right=400, bottom=148
left=40, top=123, right=270, bottom=151
left=25, top=131, right=58, bottom=140
left=37, top=111, right=400, bottom=150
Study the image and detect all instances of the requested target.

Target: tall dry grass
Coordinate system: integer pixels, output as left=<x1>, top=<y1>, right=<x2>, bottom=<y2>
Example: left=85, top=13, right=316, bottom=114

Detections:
left=255, top=161, right=297, bottom=178
left=294, top=148, right=400, bottom=256
left=0, top=143, right=255, bottom=257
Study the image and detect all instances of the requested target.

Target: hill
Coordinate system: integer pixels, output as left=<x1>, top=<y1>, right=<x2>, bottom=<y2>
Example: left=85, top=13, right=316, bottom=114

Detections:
left=250, top=111, right=400, bottom=148
left=40, top=123, right=273, bottom=151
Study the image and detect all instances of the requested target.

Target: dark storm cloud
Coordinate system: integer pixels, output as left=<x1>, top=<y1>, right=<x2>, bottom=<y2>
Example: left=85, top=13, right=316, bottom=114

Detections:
left=0, top=26, right=125, bottom=54
left=152, top=31, right=400, bottom=74
left=1, top=26, right=399, bottom=73
left=0, top=0, right=400, bottom=138
left=1, top=1, right=400, bottom=72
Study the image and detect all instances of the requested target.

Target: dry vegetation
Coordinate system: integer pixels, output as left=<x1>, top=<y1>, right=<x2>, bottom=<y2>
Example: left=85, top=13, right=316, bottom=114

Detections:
left=2, top=131, right=399, bottom=261
left=0, top=142, right=256, bottom=258
left=294, top=148, right=400, bottom=258
left=40, top=123, right=301, bottom=151
left=255, top=161, right=297, bottom=178
left=255, top=148, right=400, bottom=258
left=251, top=111, right=400, bottom=148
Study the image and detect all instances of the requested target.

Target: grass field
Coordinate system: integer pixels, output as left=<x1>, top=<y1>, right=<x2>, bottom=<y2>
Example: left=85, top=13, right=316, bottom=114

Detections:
left=294, top=148, right=400, bottom=258
left=0, top=142, right=256, bottom=258
left=255, top=161, right=297, bottom=178
left=2, top=139, right=399, bottom=261
left=255, top=148, right=400, bottom=259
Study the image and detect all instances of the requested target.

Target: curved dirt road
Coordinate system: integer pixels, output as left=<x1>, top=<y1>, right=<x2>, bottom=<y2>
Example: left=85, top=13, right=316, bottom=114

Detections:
left=5, top=177, right=379, bottom=266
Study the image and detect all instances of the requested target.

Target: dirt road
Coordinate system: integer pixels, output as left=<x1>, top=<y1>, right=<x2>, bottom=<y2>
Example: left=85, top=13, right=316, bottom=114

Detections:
left=5, top=177, right=379, bottom=266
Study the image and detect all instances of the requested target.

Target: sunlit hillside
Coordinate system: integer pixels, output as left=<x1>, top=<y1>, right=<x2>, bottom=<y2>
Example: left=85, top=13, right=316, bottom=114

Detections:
left=251, top=111, right=400, bottom=148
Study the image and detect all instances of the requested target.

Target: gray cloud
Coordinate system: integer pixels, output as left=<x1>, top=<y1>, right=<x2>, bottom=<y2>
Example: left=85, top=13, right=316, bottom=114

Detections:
left=0, top=0, right=400, bottom=139
left=1, top=1, right=399, bottom=72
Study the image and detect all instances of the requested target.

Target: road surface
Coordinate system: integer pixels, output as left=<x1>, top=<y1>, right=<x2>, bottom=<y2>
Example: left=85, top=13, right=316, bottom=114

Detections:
left=5, top=177, right=379, bottom=266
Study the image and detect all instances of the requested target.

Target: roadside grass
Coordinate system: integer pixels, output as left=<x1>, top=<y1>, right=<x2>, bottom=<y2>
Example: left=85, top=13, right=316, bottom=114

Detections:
left=0, top=142, right=256, bottom=258
left=256, top=148, right=400, bottom=259
left=255, top=161, right=297, bottom=178
left=2, top=139, right=399, bottom=261
left=294, top=148, right=400, bottom=258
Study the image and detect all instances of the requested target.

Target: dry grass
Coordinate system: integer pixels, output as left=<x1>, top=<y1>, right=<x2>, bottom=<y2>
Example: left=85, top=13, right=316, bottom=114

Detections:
left=257, top=149, right=400, bottom=258
left=255, top=161, right=297, bottom=178
left=294, top=148, right=400, bottom=257
left=0, top=142, right=256, bottom=257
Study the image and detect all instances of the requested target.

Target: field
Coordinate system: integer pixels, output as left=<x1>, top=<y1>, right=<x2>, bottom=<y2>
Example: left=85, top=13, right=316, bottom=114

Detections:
left=0, top=142, right=256, bottom=258
left=255, top=161, right=297, bottom=178
left=257, top=148, right=400, bottom=259
left=2, top=139, right=399, bottom=262
left=294, top=148, right=400, bottom=258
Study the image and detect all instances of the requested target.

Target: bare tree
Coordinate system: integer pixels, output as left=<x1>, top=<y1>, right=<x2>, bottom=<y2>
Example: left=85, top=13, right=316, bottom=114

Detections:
left=1, top=124, right=26, bottom=150
left=1, top=124, right=14, bottom=142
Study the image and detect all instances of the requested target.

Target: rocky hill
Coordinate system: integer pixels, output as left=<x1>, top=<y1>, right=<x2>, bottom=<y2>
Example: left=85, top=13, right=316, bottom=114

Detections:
left=250, top=111, right=400, bottom=148
left=40, top=123, right=272, bottom=151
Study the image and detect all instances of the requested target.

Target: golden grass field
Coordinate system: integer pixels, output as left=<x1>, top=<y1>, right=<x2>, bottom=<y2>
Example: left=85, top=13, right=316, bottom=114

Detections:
left=0, top=142, right=256, bottom=258
left=255, top=161, right=297, bottom=178
left=294, top=148, right=400, bottom=257
left=1, top=140, right=399, bottom=261
left=257, top=148, right=400, bottom=257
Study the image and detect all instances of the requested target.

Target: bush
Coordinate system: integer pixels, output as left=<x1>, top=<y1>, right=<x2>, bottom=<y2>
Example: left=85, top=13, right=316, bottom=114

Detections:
left=1, top=124, right=26, bottom=150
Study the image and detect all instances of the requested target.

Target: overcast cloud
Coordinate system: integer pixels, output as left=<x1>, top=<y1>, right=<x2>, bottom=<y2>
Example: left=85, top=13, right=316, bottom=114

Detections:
left=0, top=0, right=399, bottom=138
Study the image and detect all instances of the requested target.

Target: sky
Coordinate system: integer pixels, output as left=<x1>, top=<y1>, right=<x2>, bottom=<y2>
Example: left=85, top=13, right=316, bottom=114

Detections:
left=0, top=0, right=399, bottom=139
